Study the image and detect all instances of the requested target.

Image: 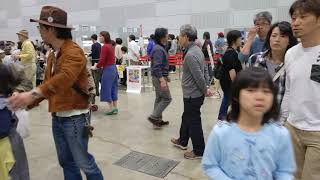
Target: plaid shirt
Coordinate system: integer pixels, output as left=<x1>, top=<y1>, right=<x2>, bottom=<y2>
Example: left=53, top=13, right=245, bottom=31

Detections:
left=248, top=51, right=286, bottom=106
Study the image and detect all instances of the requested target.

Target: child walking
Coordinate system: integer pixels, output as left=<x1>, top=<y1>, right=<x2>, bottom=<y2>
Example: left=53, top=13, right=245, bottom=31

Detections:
left=0, top=63, right=29, bottom=180
left=202, top=67, right=296, bottom=180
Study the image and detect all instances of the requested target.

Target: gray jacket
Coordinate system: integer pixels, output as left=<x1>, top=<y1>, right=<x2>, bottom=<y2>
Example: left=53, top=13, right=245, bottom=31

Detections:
left=182, top=43, right=209, bottom=98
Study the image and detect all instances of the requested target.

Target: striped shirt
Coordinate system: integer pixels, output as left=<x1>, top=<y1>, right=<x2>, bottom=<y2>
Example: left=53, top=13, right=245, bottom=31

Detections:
left=248, top=51, right=286, bottom=107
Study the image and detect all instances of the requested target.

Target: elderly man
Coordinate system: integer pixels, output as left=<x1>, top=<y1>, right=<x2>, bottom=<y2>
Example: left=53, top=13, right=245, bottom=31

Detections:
left=171, top=24, right=212, bottom=160
left=13, top=30, right=37, bottom=87
left=8, top=6, right=103, bottom=180
left=239, top=11, right=272, bottom=63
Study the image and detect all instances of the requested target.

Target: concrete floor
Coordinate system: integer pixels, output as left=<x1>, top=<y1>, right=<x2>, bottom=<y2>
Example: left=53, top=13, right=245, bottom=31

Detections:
left=25, top=75, right=222, bottom=180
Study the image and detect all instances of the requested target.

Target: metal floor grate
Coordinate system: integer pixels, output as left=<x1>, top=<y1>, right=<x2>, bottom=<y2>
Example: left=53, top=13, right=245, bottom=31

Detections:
left=114, top=151, right=179, bottom=178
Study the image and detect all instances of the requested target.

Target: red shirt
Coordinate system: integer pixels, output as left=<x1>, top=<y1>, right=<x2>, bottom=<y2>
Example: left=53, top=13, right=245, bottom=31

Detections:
left=97, top=43, right=115, bottom=68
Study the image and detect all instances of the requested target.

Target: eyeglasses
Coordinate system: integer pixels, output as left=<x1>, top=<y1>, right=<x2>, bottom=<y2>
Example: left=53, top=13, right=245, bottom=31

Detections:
left=255, top=22, right=270, bottom=27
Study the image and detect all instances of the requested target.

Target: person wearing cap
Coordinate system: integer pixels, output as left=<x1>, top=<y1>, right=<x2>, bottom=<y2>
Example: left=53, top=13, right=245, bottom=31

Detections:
left=12, top=30, right=37, bottom=87
left=239, top=11, right=273, bottom=63
left=7, top=6, right=104, bottom=180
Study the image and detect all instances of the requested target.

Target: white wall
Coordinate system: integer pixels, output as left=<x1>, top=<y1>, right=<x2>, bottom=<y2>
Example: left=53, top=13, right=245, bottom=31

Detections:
left=0, top=0, right=295, bottom=42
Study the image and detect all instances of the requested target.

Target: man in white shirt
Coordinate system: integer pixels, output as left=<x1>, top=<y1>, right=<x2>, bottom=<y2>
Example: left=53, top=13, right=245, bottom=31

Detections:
left=282, top=1, right=320, bottom=179
left=128, top=34, right=140, bottom=65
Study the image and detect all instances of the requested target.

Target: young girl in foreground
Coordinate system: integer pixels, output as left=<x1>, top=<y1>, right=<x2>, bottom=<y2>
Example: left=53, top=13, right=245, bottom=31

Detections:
left=202, top=67, right=296, bottom=180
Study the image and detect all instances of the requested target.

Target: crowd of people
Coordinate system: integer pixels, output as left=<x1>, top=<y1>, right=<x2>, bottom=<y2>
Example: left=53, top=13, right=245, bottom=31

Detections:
left=0, top=0, right=320, bottom=179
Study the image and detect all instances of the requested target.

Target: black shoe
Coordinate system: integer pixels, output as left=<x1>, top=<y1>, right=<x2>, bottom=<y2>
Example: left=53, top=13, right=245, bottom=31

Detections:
left=148, top=116, right=162, bottom=128
left=159, top=120, right=169, bottom=126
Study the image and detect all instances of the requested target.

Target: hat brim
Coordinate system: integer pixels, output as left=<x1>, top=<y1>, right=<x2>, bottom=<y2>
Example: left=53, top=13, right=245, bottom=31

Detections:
left=16, top=32, right=29, bottom=38
left=30, top=18, right=74, bottom=29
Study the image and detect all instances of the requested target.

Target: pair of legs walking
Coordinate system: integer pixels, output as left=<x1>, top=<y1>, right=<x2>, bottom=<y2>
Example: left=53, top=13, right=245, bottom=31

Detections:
left=100, top=65, right=118, bottom=114
left=149, top=76, right=172, bottom=127
left=52, top=113, right=103, bottom=180
left=175, top=96, right=205, bottom=158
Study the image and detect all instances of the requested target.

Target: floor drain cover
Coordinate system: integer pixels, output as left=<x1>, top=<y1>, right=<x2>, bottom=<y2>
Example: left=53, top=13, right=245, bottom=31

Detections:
left=114, top=151, right=179, bottom=178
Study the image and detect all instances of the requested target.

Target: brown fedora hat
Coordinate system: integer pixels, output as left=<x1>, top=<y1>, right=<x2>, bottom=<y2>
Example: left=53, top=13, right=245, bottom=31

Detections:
left=16, top=30, right=29, bottom=38
left=30, top=6, right=73, bottom=29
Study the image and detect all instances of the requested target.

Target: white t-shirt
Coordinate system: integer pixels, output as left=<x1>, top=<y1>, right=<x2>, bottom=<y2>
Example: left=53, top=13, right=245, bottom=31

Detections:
left=128, top=40, right=140, bottom=62
left=281, top=43, right=320, bottom=131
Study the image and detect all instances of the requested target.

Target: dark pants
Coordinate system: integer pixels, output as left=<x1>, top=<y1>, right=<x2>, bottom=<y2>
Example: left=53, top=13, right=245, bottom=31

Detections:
left=178, top=96, right=205, bottom=156
left=91, top=69, right=102, bottom=96
left=9, top=128, right=30, bottom=180
left=208, top=64, right=213, bottom=82
left=121, top=69, right=127, bottom=85
left=169, top=65, right=176, bottom=72
left=52, top=113, right=103, bottom=180
left=218, top=88, right=231, bottom=120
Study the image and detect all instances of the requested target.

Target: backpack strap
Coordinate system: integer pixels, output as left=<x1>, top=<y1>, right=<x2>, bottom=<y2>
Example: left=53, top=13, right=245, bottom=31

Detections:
left=273, top=63, right=285, bottom=82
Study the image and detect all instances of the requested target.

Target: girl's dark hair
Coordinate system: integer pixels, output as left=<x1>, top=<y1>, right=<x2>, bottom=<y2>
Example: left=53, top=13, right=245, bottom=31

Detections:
left=129, top=35, right=136, bottom=41
left=290, top=0, right=320, bottom=18
left=226, top=30, right=241, bottom=47
left=264, top=21, right=298, bottom=57
left=121, top=46, right=128, bottom=53
left=100, top=31, right=111, bottom=44
left=203, top=32, right=210, bottom=40
left=0, top=64, right=21, bottom=96
left=111, top=40, right=116, bottom=47
left=115, top=38, right=123, bottom=45
left=227, top=67, right=280, bottom=124
left=154, top=28, right=168, bottom=44
left=169, top=34, right=175, bottom=40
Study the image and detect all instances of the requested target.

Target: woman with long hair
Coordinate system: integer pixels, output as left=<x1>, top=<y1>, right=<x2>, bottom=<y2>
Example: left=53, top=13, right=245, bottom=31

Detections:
left=217, top=30, right=243, bottom=120
left=248, top=21, right=298, bottom=106
left=96, top=31, right=118, bottom=115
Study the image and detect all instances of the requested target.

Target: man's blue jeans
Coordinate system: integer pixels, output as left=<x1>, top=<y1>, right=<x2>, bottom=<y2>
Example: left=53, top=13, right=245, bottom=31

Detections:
left=52, top=113, right=103, bottom=180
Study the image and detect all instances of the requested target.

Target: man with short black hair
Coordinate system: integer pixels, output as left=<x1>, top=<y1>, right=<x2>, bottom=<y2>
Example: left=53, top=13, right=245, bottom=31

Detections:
left=89, top=34, right=101, bottom=66
left=148, top=28, right=172, bottom=128
left=171, top=24, right=212, bottom=160
left=282, top=0, right=320, bottom=179
left=89, top=34, right=102, bottom=96
left=8, top=6, right=104, bottom=180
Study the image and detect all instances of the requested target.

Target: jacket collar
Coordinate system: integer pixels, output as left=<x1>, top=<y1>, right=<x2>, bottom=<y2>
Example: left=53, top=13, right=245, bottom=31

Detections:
left=183, top=42, right=195, bottom=55
left=56, top=39, right=73, bottom=58
left=0, top=97, right=7, bottom=110
left=155, top=42, right=166, bottom=49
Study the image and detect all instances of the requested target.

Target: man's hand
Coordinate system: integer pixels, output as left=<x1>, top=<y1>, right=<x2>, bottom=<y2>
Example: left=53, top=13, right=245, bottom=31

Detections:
left=206, top=88, right=214, bottom=97
left=12, top=54, right=20, bottom=60
left=247, top=26, right=258, bottom=41
left=160, top=78, right=168, bottom=91
left=7, top=91, right=36, bottom=111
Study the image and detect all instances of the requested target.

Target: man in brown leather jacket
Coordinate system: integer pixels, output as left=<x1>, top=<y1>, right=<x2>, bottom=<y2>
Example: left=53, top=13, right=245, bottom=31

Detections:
left=8, top=6, right=104, bottom=180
